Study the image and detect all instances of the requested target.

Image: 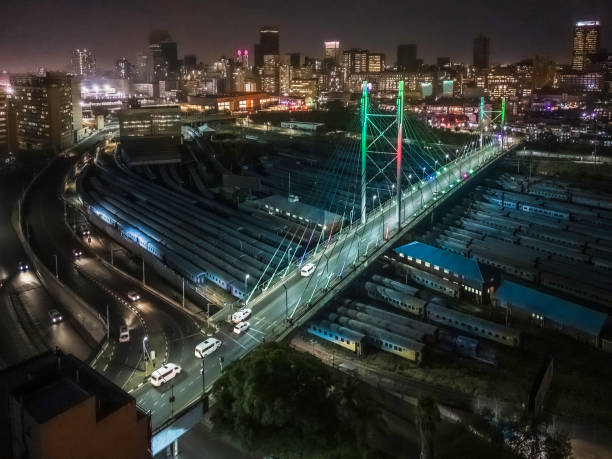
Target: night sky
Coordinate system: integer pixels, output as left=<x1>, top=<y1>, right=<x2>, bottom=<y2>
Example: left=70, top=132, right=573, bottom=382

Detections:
left=1, top=0, right=610, bottom=72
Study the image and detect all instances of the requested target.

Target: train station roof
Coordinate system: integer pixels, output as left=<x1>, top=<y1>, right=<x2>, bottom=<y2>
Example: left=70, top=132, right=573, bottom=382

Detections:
left=395, top=241, right=484, bottom=284
left=493, top=280, right=608, bottom=337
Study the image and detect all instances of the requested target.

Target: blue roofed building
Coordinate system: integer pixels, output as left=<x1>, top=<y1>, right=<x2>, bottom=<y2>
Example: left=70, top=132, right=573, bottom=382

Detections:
left=492, top=280, right=609, bottom=348
left=394, top=241, right=497, bottom=303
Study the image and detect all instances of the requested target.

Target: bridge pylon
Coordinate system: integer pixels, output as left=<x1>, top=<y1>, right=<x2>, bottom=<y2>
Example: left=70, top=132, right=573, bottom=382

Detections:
left=359, top=80, right=405, bottom=229
left=479, top=96, right=506, bottom=153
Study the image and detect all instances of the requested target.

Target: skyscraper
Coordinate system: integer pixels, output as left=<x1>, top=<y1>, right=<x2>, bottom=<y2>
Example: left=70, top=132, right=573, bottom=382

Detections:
left=367, top=53, right=385, bottom=72
left=397, top=44, right=417, bottom=71
left=324, top=41, right=341, bottom=64
left=473, top=34, right=490, bottom=69
left=262, top=54, right=280, bottom=94
left=343, top=49, right=368, bottom=73
left=254, top=26, right=280, bottom=68
left=71, top=49, right=96, bottom=76
left=572, top=20, right=601, bottom=70
left=0, top=85, right=10, bottom=154
left=115, top=58, right=132, bottom=79
left=10, top=72, right=74, bottom=152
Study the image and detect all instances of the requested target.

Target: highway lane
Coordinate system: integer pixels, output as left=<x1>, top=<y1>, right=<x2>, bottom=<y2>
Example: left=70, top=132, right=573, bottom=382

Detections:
left=0, top=152, right=92, bottom=366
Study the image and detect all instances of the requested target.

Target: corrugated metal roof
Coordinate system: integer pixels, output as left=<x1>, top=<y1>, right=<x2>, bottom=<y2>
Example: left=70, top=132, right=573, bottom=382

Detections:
left=493, top=281, right=608, bottom=337
left=395, top=241, right=484, bottom=284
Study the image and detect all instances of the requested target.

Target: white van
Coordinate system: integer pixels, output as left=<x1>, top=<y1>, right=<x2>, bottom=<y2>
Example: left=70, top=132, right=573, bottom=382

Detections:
left=150, top=363, right=181, bottom=387
left=119, top=325, right=130, bottom=343
left=300, top=263, right=315, bottom=277
left=195, top=338, right=222, bottom=358
left=231, top=308, right=252, bottom=324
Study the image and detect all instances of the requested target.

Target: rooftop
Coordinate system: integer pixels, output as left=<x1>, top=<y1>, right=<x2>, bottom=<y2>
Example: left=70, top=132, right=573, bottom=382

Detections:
left=493, top=280, right=609, bottom=337
left=395, top=241, right=484, bottom=284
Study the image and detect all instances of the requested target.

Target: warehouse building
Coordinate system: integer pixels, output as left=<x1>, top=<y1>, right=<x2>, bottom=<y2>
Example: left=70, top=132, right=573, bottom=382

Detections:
left=492, top=280, right=609, bottom=348
left=395, top=241, right=496, bottom=303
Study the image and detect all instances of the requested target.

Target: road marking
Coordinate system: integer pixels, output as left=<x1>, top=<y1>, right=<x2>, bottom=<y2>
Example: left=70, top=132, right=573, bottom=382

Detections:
left=249, top=327, right=265, bottom=335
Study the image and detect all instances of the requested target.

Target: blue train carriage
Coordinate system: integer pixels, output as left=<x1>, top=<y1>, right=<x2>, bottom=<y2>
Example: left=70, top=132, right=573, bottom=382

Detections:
left=307, top=320, right=365, bottom=355
left=363, top=281, right=426, bottom=317
left=425, top=302, right=521, bottom=347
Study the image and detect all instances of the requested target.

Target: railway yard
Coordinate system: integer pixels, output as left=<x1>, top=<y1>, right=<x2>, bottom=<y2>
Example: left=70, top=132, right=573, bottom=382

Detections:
left=300, top=152, right=612, bottom=425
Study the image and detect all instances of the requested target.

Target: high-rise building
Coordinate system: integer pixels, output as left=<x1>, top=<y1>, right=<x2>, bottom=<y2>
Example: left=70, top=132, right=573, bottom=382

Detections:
left=367, top=53, right=385, bottom=72
left=10, top=72, right=74, bottom=152
left=135, top=52, right=149, bottom=82
left=115, top=58, right=132, bottom=79
left=183, top=54, right=197, bottom=71
left=324, top=41, right=341, bottom=64
left=0, top=85, right=10, bottom=154
left=473, top=34, right=490, bottom=69
left=397, top=44, right=418, bottom=71
left=262, top=54, right=280, bottom=94
left=72, top=49, right=96, bottom=76
left=254, top=26, right=280, bottom=68
left=343, top=48, right=369, bottom=73
left=287, top=53, right=301, bottom=68
left=572, top=20, right=601, bottom=70
left=0, top=350, right=151, bottom=459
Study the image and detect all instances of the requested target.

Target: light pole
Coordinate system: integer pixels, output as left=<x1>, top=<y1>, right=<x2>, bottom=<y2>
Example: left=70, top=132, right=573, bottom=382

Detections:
left=142, top=336, right=149, bottom=376
left=434, top=160, right=439, bottom=195
left=52, top=254, right=58, bottom=278
left=281, top=283, right=288, bottom=321
left=244, top=274, right=250, bottom=297
left=446, top=154, right=451, bottom=188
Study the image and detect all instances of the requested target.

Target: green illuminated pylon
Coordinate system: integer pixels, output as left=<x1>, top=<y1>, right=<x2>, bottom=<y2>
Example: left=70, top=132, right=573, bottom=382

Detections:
left=396, top=80, right=404, bottom=227
left=360, top=81, right=369, bottom=225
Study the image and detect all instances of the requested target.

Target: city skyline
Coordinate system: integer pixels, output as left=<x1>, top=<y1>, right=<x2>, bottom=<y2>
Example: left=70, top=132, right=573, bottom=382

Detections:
left=1, top=0, right=610, bottom=72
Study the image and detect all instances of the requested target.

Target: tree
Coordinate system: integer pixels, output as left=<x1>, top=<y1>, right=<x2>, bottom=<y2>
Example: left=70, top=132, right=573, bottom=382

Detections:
left=211, top=342, right=383, bottom=458
left=415, top=396, right=440, bottom=459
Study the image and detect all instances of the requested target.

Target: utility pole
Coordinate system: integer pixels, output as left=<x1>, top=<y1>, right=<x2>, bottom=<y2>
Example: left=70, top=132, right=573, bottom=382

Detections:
left=142, top=258, right=145, bottom=285
left=53, top=254, right=58, bottom=278
left=106, top=304, right=110, bottom=340
left=182, top=277, right=185, bottom=308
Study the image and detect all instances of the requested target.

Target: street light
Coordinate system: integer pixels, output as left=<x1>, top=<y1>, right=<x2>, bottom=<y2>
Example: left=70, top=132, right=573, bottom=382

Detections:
left=52, top=254, right=58, bottom=278
left=244, top=274, right=250, bottom=296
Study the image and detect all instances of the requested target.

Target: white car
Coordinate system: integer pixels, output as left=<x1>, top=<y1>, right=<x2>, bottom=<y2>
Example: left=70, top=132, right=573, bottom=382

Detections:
left=72, top=248, right=83, bottom=258
left=233, top=321, right=250, bottom=335
left=119, top=325, right=130, bottom=343
left=49, top=309, right=63, bottom=324
left=195, top=338, right=222, bottom=358
left=231, top=308, right=252, bottom=324
left=18, top=261, right=29, bottom=272
left=127, top=291, right=141, bottom=302
left=300, top=263, right=315, bottom=277
left=150, top=363, right=181, bottom=387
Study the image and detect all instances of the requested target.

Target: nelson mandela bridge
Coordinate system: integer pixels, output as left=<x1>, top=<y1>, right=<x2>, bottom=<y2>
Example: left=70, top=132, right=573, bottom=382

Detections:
left=75, top=80, right=514, bottom=452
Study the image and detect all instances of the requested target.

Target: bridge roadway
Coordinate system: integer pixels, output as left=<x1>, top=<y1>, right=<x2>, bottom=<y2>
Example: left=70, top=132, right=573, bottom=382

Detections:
left=18, top=132, right=511, bottom=433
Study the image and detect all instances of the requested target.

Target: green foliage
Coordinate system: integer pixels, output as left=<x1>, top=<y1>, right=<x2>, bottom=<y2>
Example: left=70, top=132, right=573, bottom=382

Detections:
left=211, top=342, right=384, bottom=458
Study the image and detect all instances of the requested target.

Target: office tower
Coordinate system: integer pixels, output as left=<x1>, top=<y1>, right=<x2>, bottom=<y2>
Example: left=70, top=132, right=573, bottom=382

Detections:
left=367, top=53, right=385, bottom=72
left=160, top=41, right=179, bottom=74
left=572, top=20, right=601, bottom=70
left=324, top=41, right=341, bottom=64
left=437, top=57, right=451, bottom=68
left=134, top=53, right=149, bottom=83
left=473, top=34, right=490, bottom=69
left=72, top=49, right=96, bottom=76
left=0, top=350, right=151, bottom=459
left=397, top=44, right=418, bottom=71
left=0, top=85, right=9, bottom=154
left=343, top=49, right=369, bottom=73
left=115, top=58, right=132, bottom=79
left=287, top=53, right=301, bottom=68
left=262, top=54, right=280, bottom=94
left=235, top=49, right=249, bottom=67
left=254, top=26, right=279, bottom=68
left=183, top=54, right=197, bottom=70
left=10, top=72, right=74, bottom=152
